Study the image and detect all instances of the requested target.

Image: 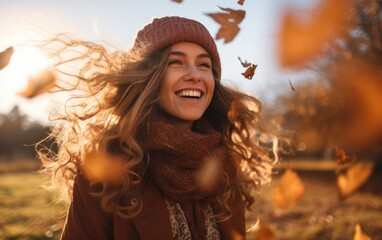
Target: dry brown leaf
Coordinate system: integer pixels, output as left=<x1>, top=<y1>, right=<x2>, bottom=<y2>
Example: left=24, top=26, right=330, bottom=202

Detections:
left=227, top=99, right=241, bottom=123
left=207, top=7, right=246, bottom=43
left=241, top=64, right=257, bottom=80
left=238, top=57, right=257, bottom=80
left=0, top=46, right=14, bottom=70
left=331, top=59, right=382, bottom=149
left=18, top=68, right=56, bottom=98
left=278, top=0, right=352, bottom=67
left=288, top=78, right=295, bottom=91
left=337, top=162, right=374, bottom=199
left=82, top=149, right=126, bottom=184
left=237, top=0, right=245, bottom=6
left=254, top=223, right=275, bottom=240
left=238, top=56, right=251, bottom=68
left=333, top=146, right=355, bottom=165
left=272, top=169, right=305, bottom=209
left=353, top=224, right=371, bottom=240
left=171, top=0, right=183, bottom=3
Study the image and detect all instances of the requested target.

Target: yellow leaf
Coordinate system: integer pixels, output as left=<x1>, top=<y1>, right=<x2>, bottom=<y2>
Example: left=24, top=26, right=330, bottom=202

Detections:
left=18, top=68, right=56, bottom=98
left=272, top=169, right=305, bottom=209
left=0, top=46, right=14, bottom=70
left=353, top=224, right=371, bottom=240
left=337, top=162, right=374, bottom=199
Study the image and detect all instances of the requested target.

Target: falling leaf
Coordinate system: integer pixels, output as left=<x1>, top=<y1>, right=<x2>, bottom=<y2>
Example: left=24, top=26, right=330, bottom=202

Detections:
left=288, top=78, right=295, bottom=91
left=337, top=162, right=374, bottom=199
left=353, top=224, right=371, bottom=240
left=238, top=57, right=251, bottom=68
left=278, top=0, right=352, bottom=67
left=0, top=46, right=14, bottom=70
left=82, top=148, right=126, bottom=184
left=333, top=146, right=355, bottom=165
left=237, top=0, right=245, bottom=6
left=331, top=59, right=382, bottom=149
left=18, top=68, right=56, bottom=98
left=241, top=64, right=257, bottom=80
left=238, top=57, right=257, bottom=80
left=171, top=0, right=183, bottom=2
left=207, top=7, right=246, bottom=43
left=227, top=99, right=241, bottom=123
left=254, top=223, right=275, bottom=240
left=272, top=169, right=305, bottom=209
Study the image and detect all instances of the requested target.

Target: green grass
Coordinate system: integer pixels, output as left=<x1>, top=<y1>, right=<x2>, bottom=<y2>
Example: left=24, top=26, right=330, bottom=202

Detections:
left=0, top=173, right=66, bottom=240
left=0, top=170, right=381, bottom=240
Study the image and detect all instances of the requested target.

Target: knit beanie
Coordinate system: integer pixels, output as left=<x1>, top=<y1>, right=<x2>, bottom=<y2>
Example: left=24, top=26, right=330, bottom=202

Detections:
left=132, top=16, right=221, bottom=81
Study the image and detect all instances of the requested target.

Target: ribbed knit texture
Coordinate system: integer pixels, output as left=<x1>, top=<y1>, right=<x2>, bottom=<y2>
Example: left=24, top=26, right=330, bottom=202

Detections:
left=143, top=112, right=226, bottom=240
left=133, top=16, right=221, bottom=81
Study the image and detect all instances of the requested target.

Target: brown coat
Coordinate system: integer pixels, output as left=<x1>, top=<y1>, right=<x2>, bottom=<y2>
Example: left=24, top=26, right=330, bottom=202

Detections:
left=61, top=173, right=246, bottom=240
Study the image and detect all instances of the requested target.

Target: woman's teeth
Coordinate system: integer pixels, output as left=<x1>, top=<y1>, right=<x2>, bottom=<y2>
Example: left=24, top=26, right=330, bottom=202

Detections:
left=177, top=90, right=202, bottom=98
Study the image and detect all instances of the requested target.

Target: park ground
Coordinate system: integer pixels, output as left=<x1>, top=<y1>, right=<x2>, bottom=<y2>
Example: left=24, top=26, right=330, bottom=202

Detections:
left=0, top=159, right=381, bottom=240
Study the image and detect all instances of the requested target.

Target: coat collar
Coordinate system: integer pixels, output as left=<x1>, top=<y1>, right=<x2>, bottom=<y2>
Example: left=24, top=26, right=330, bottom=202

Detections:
left=114, top=180, right=246, bottom=240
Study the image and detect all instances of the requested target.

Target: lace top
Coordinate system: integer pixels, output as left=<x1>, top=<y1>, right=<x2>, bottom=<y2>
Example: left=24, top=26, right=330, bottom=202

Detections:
left=165, top=200, right=221, bottom=240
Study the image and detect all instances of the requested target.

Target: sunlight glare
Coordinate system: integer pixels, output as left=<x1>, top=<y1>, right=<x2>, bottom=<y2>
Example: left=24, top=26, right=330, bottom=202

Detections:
left=5, top=46, right=48, bottom=94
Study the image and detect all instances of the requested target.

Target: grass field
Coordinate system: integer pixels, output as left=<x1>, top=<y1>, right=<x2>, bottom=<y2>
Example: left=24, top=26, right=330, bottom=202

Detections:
left=247, top=171, right=382, bottom=239
left=0, top=173, right=66, bottom=240
left=0, top=168, right=381, bottom=239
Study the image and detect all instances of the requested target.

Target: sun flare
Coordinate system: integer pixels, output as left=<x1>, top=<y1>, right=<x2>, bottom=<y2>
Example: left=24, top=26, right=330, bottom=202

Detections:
left=3, top=46, right=48, bottom=94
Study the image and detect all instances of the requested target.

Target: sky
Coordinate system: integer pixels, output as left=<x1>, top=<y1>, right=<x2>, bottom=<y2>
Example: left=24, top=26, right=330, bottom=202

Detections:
left=0, top=0, right=315, bottom=124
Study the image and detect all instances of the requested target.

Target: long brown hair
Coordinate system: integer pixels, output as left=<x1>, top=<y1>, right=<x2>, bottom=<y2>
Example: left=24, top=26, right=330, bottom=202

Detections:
left=37, top=34, right=279, bottom=219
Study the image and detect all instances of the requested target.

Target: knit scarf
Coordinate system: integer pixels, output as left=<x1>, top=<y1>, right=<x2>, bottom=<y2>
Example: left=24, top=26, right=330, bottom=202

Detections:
left=143, top=113, right=225, bottom=240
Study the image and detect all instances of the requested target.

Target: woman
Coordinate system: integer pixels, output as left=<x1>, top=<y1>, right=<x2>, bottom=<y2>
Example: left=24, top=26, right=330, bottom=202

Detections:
left=38, top=16, right=278, bottom=240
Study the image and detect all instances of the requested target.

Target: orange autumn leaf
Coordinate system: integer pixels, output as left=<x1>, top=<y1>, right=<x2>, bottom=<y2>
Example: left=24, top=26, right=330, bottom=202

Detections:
left=18, top=68, right=56, bottom=98
left=237, top=0, right=245, bottom=6
left=207, top=7, right=246, bottom=43
left=331, top=59, right=382, bottom=149
left=333, top=146, right=355, bottom=165
left=82, top=149, right=126, bottom=185
left=254, top=223, right=275, bottom=240
left=227, top=99, right=241, bottom=123
left=337, top=162, right=374, bottom=199
left=238, top=56, right=251, bottom=68
left=278, top=0, right=352, bottom=68
left=272, top=169, right=305, bottom=209
left=171, top=0, right=183, bottom=3
left=241, top=64, right=257, bottom=80
left=353, top=224, right=371, bottom=240
left=0, top=46, right=14, bottom=70
left=238, top=57, right=257, bottom=80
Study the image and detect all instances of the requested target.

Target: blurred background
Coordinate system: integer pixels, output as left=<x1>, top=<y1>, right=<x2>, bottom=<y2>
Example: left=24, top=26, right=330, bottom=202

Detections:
left=0, top=0, right=381, bottom=239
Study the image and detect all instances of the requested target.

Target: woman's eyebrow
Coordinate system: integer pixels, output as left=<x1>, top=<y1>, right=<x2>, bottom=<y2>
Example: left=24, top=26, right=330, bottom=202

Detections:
left=169, top=51, right=211, bottom=59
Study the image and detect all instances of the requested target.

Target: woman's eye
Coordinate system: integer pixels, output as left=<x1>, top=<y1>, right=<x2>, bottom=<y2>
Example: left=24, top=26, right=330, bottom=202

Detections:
left=199, top=63, right=211, bottom=69
left=169, top=60, right=182, bottom=65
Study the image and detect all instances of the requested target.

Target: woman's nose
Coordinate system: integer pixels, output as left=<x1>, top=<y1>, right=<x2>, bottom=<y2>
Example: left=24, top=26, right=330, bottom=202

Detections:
left=183, top=65, right=201, bottom=82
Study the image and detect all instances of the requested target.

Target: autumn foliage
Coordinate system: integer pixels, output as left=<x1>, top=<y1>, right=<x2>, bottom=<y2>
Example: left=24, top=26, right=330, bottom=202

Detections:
left=1, top=0, right=381, bottom=238
left=207, top=7, right=246, bottom=43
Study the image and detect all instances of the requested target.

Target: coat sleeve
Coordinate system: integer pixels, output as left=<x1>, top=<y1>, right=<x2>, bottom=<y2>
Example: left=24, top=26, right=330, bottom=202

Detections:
left=60, top=173, right=114, bottom=240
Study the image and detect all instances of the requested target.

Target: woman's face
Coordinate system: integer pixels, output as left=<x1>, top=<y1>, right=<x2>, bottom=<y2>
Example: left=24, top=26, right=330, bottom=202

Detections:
left=158, top=42, right=215, bottom=129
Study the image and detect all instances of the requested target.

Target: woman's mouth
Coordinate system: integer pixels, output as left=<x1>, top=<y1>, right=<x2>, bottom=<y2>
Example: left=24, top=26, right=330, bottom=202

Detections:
left=175, top=89, right=203, bottom=99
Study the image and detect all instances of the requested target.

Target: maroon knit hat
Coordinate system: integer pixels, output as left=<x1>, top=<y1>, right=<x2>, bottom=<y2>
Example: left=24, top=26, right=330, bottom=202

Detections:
left=133, top=16, right=221, bottom=81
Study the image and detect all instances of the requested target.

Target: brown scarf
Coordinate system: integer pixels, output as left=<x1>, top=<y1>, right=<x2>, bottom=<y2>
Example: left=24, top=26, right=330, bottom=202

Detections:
left=143, top=113, right=225, bottom=240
